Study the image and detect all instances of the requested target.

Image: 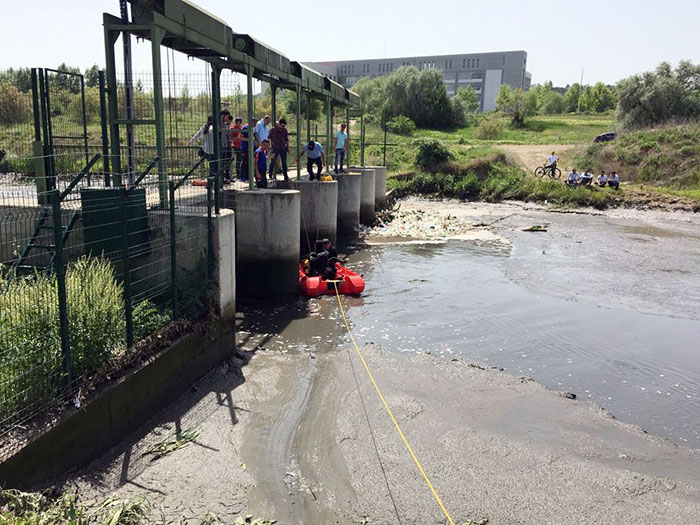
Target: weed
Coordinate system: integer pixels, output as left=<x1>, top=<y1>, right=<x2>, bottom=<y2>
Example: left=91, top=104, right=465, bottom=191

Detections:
left=142, top=429, right=200, bottom=460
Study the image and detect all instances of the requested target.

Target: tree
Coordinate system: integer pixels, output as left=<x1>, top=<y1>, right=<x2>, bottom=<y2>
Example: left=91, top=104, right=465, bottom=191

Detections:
left=281, top=89, right=322, bottom=120
left=0, top=82, right=32, bottom=124
left=577, top=86, right=595, bottom=112
left=495, top=84, right=528, bottom=126
left=0, top=68, right=32, bottom=92
left=84, top=65, right=100, bottom=88
left=456, top=86, right=480, bottom=114
left=541, top=91, right=565, bottom=114
left=523, top=89, right=539, bottom=116
left=591, top=82, right=615, bottom=112
left=564, top=83, right=581, bottom=113
left=54, top=63, right=82, bottom=93
left=616, top=60, right=700, bottom=129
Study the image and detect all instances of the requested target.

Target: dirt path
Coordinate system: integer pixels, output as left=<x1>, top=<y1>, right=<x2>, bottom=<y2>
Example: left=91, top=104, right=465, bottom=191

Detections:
left=499, top=143, right=573, bottom=172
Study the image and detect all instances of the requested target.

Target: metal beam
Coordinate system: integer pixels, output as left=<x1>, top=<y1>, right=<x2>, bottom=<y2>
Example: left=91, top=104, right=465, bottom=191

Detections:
left=246, top=64, right=255, bottom=190
left=151, top=25, right=167, bottom=207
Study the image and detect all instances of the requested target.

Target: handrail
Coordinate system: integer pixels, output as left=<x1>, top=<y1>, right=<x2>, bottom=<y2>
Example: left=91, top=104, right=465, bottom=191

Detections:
left=125, top=156, right=160, bottom=195
left=58, top=153, right=102, bottom=201
left=173, top=157, right=206, bottom=191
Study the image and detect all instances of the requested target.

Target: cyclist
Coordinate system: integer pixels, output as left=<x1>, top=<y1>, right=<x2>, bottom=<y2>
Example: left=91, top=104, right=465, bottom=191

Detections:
left=545, top=151, right=559, bottom=178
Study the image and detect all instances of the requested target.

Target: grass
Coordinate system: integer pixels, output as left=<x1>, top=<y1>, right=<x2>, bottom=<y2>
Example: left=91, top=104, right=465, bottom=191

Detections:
left=0, top=488, right=276, bottom=524
left=573, top=122, right=700, bottom=189
left=141, top=429, right=200, bottom=460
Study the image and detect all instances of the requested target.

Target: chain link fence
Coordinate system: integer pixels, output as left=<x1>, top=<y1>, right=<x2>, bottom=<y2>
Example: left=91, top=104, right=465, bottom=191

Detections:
left=0, top=154, right=214, bottom=460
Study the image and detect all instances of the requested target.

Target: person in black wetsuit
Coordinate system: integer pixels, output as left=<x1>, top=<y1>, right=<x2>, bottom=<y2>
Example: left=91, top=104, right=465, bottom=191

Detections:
left=321, top=238, right=337, bottom=258
left=309, top=240, right=329, bottom=277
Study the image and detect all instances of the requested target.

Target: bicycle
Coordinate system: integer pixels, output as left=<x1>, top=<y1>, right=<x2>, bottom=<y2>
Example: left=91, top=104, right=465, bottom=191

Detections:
left=534, top=163, right=562, bottom=179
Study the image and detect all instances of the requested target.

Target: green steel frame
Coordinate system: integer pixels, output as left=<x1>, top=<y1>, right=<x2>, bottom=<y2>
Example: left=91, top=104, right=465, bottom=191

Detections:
left=103, top=0, right=361, bottom=199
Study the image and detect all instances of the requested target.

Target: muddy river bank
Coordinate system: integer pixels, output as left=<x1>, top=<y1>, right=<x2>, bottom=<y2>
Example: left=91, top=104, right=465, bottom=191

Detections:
left=64, top=198, right=700, bottom=524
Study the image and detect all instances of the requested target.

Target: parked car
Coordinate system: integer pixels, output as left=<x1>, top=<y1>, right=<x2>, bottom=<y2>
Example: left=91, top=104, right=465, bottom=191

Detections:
left=594, top=132, right=617, bottom=143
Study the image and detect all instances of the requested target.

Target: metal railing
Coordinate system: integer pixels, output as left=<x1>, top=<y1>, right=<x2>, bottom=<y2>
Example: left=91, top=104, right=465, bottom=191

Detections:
left=0, top=152, right=215, bottom=459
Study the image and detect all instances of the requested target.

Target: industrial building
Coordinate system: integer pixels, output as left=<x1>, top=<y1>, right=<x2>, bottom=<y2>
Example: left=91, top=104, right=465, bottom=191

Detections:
left=305, top=50, right=532, bottom=112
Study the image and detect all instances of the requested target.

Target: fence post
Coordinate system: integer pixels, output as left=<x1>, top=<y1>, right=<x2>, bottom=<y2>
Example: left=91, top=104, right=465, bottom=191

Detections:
left=169, top=181, right=178, bottom=321
left=121, top=188, right=134, bottom=347
left=98, top=71, right=111, bottom=187
left=51, top=190, right=72, bottom=389
left=383, top=126, right=387, bottom=167
left=360, top=112, right=365, bottom=167
left=207, top=177, right=214, bottom=282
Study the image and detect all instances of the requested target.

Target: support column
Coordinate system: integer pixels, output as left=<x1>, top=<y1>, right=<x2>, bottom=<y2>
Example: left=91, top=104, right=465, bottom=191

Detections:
left=150, top=26, right=167, bottom=208
left=306, top=92, right=311, bottom=144
left=326, top=96, right=332, bottom=174
left=246, top=64, right=255, bottom=190
left=346, top=107, right=351, bottom=167
left=296, top=86, right=301, bottom=180
left=103, top=23, right=122, bottom=185
left=360, top=110, right=365, bottom=167
left=271, top=85, right=277, bottom=124
left=211, top=66, right=222, bottom=212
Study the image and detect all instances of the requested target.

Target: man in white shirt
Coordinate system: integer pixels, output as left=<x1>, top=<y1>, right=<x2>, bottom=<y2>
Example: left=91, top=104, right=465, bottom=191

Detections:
left=580, top=169, right=593, bottom=186
left=334, top=123, right=348, bottom=174
left=567, top=168, right=580, bottom=188
left=546, top=151, right=559, bottom=177
left=254, top=114, right=271, bottom=147
left=608, top=171, right=620, bottom=190
left=597, top=170, right=608, bottom=187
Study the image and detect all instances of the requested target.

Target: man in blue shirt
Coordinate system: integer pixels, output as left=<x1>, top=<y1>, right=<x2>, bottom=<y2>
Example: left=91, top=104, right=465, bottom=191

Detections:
left=334, top=123, right=348, bottom=174
left=296, top=141, right=325, bottom=180
left=254, top=139, right=269, bottom=189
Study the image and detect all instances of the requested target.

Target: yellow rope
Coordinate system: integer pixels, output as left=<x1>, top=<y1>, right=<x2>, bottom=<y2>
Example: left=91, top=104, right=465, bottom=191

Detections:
left=333, top=283, right=455, bottom=525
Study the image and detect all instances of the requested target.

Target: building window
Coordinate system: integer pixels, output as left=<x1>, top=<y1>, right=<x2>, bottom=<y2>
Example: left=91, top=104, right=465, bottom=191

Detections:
left=476, top=58, right=480, bottom=68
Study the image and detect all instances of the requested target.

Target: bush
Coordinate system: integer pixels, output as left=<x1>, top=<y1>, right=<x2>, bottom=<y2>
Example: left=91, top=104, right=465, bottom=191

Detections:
left=415, top=138, right=454, bottom=170
left=0, top=82, right=32, bottom=124
left=0, top=258, right=168, bottom=422
left=473, top=117, right=504, bottom=140
left=385, top=115, right=416, bottom=136
left=455, top=173, right=481, bottom=199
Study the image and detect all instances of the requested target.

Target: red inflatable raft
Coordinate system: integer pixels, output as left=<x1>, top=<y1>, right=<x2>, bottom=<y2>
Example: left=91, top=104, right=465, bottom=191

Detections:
left=299, top=260, right=365, bottom=297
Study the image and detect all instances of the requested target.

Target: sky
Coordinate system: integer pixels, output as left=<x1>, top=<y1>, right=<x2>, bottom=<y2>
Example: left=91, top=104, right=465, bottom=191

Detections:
left=2, top=0, right=700, bottom=87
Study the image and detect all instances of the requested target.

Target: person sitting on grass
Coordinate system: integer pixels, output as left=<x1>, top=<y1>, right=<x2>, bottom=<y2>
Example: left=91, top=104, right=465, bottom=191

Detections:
left=580, top=169, right=594, bottom=186
left=597, top=170, right=608, bottom=187
left=608, top=171, right=620, bottom=190
left=566, top=168, right=580, bottom=188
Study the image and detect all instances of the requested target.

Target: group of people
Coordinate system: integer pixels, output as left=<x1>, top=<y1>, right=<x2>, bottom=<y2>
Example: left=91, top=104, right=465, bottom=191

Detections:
left=545, top=152, right=621, bottom=190
left=304, top=238, right=339, bottom=280
left=567, top=168, right=620, bottom=189
left=189, top=111, right=349, bottom=188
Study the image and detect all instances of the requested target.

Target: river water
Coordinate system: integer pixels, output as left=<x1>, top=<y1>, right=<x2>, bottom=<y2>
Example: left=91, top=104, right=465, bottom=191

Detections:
left=239, top=208, right=700, bottom=449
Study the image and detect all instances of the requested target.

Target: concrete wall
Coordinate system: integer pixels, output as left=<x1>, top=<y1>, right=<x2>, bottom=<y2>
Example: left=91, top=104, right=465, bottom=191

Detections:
left=0, top=323, right=235, bottom=488
left=291, top=179, right=338, bottom=249
left=234, top=189, right=300, bottom=297
left=358, top=169, right=376, bottom=224
left=334, top=173, right=361, bottom=238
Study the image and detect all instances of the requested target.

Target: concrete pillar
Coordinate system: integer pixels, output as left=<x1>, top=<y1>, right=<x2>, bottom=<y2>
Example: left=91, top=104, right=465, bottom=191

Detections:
left=334, top=172, right=361, bottom=238
left=359, top=169, right=375, bottom=224
left=212, top=209, right=236, bottom=324
left=235, top=189, right=300, bottom=297
left=291, top=179, right=338, bottom=250
left=352, top=165, right=386, bottom=209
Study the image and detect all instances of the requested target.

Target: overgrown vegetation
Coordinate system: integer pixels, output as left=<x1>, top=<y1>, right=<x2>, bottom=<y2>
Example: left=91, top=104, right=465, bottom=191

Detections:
left=0, top=258, right=169, bottom=423
left=389, top=142, right=615, bottom=209
left=574, top=122, right=700, bottom=188
left=352, top=66, right=466, bottom=128
left=616, top=61, right=700, bottom=129
left=0, top=488, right=276, bottom=524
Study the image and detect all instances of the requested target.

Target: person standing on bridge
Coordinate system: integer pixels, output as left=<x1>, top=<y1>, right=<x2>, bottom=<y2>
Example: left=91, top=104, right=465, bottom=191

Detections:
left=334, top=123, right=348, bottom=174
left=296, top=140, right=325, bottom=180
left=254, top=139, right=270, bottom=189
left=254, top=114, right=271, bottom=148
left=188, top=115, right=215, bottom=177
left=268, top=118, right=289, bottom=181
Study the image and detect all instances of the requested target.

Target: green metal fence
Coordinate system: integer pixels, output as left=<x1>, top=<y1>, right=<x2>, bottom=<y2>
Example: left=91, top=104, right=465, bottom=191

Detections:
left=0, top=153, right=214, bottom=459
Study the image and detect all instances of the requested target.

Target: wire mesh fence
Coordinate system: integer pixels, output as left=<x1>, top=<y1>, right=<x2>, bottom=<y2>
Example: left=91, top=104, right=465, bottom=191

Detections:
left=0, top=154, right=214, bottom=459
